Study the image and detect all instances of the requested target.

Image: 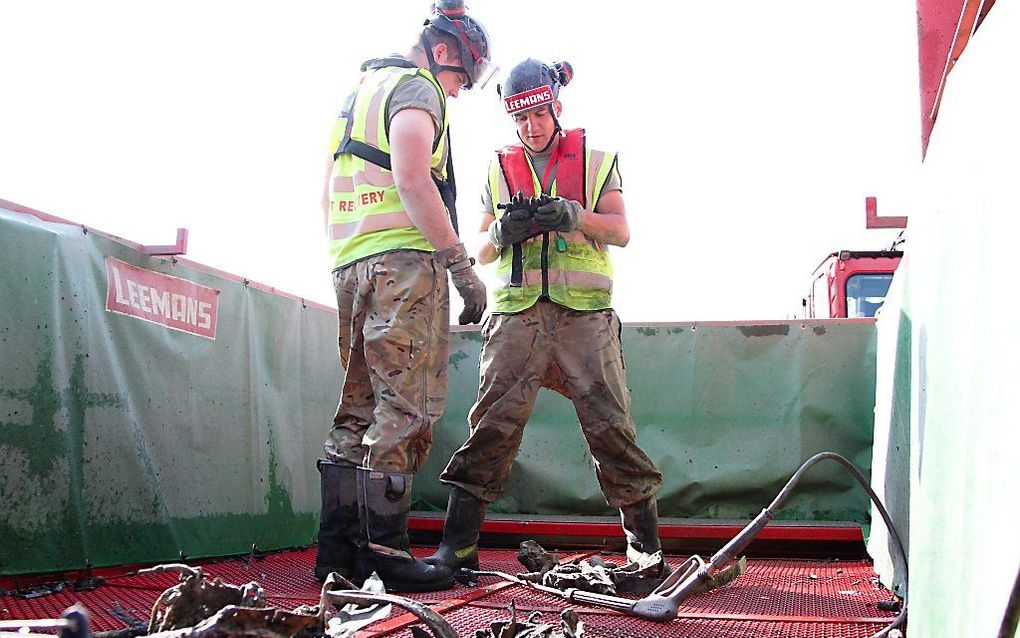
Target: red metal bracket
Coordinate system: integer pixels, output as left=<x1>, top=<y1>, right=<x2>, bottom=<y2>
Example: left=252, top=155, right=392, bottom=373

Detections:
left=865, top=197, right=908, bottom=229
left=140, top=228, right=189, bottom=256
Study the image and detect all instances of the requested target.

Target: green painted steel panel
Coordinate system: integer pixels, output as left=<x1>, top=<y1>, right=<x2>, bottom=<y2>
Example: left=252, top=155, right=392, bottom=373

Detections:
left=866, top=11, right=1020, bottom=634
left=418, top=322, right=877, bottom=522
left=868, top=190, right=1020, bottom=634
left=870, top=235, right=1020, bottom=635
left=1, top=208, right=877, bottom=576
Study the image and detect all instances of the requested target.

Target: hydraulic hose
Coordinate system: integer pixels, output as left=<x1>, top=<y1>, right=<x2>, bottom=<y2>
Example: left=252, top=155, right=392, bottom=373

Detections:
left=465, top=452, right=909, bottom=635
left=708, top=452, right=908, bottom=638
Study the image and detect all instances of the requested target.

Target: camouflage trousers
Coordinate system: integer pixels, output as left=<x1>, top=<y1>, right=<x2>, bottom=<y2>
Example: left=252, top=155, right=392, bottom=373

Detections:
left=324, top=250, right=450, bottom=473
left=440, top=301, right=662, bottom=508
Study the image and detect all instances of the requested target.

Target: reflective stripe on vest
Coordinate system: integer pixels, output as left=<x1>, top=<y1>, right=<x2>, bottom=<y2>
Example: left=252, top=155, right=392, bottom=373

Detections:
left=499, top=268, right=613, bottom=290
left=326, top=65, right=449, bottom=269
left=490, top=129, right=618, bottom=313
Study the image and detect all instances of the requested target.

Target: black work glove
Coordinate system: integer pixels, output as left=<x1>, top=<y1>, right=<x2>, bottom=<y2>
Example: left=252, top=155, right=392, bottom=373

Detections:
left=489, top=207, right=537, bottom=247
left=533, top=197, right=563, bottom=230
left=491, top=191, right=553, bottom=247
left=434, top=243, right=487, bottom=324
left=536, top=197, right=586, bottom=232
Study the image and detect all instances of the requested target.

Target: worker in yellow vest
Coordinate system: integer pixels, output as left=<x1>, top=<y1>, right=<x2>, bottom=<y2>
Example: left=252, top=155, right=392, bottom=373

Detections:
left=426, top=59, right=665, bottom=574
left=315, top=1, right=494, bottom=593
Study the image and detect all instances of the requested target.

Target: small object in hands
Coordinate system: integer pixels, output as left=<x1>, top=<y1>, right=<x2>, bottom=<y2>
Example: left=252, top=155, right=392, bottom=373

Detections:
left=496, top=190, right=530, bottom=212
left=493, top=192, right=554, bottom=246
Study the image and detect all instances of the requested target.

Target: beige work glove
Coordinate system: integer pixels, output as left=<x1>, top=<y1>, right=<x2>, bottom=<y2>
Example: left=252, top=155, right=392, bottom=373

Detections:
left=434, top=243, right=487, bottom=325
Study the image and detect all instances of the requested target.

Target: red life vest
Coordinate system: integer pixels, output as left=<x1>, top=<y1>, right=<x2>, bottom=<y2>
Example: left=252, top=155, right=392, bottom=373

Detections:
left=493, top=128, right=589, bottom=293
left=496, top=128, right=587, bottom=204
left=488, top=127, right=617, bottom=313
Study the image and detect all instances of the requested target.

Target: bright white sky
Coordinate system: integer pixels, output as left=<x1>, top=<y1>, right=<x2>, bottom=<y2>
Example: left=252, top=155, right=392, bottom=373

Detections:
left=1, top=1, right=921, bottom=320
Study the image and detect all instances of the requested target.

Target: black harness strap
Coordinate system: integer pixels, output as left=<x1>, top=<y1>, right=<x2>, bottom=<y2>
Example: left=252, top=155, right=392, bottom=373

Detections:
left=333, top=63, right=459, bottom=236
left=496, top=152, right=525, bottom=287
left=510, top=242, right=524, bottom=288
left=436, top=129, right=458, bottom=235
left=338, top=137, right=392, bottom=170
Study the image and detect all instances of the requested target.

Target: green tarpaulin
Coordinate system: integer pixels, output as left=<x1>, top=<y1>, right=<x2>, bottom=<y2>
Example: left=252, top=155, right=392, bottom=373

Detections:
left=2, top=207, right=876, bottom=575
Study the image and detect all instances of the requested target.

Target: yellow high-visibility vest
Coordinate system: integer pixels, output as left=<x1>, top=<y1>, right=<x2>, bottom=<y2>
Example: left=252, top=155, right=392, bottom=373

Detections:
left=326, top=63, right=449, bottom=269
left=488, top=129, right=618, bottom=313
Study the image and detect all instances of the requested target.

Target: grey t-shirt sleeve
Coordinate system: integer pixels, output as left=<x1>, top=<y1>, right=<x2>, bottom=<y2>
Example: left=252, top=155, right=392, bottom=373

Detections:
left=597, top=155, right=623, bottom=201
left=481, top=161, right=497, bottom=216
left=387, top=76, right=444, bottom=146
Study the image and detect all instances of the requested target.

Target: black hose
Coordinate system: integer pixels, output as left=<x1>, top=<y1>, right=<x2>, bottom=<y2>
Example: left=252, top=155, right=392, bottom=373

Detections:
left=766, top=452, right=909, bottom=638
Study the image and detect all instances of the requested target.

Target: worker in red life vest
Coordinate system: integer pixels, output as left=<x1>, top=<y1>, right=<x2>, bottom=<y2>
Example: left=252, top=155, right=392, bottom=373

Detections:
left=425, top=59, right=665, bottom=573
left=315, top=1, right=494, bottom=593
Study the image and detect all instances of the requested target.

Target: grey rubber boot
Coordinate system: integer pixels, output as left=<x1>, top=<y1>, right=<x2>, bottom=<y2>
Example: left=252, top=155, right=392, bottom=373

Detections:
left=314, top=460, right=360, bottom=581
left=620, top=496, right=663, bottom=558
left=355, top=468, right=455, bottom=592
left=423, top=486, right=487, bottom=570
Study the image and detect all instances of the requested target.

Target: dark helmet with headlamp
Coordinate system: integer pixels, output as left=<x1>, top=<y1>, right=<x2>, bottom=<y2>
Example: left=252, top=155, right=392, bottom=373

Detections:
left=422, top=1, right=496, bottom=90
left=498, top=58, right=574, bottom=151
left=499, top=58, right=573, bottom=114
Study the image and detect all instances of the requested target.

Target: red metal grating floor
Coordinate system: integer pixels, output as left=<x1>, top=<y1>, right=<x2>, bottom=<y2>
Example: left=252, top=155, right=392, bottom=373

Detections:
left=0, top=547, right=899, bottom=637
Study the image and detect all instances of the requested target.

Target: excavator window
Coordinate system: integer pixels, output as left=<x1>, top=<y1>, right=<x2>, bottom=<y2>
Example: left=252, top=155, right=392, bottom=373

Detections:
left=845, top=273, right=895, bottom=318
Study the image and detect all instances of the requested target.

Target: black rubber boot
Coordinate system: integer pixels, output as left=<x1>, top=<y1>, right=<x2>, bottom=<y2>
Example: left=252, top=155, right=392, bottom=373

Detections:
left=423, top=487, right=487, bottom=570
left=355, top=468, right=455, bottom=592
left=314, top=460, right=360, bottom=581
left=620, top=496, right=663, bottom=557
left=620, top=496, right=670, bottom=594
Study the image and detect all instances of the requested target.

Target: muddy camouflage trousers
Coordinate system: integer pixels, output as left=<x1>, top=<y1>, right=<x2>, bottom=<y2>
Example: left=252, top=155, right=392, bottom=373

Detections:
left=325, top=250, right=450, bottom=473
left=440, top=301, right=663, bottom=508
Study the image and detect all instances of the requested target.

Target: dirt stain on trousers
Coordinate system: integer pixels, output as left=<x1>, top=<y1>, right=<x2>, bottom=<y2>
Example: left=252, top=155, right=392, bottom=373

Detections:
left=440, top=301, right=662, bottom=507
left=324, top=250, right=450, bottom=473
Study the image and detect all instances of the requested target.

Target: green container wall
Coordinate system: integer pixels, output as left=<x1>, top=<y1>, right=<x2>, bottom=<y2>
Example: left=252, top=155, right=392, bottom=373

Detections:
left=2, top=207, right=876, bottom=576
left=867, top=6, right=1020, bottom=634
left=422, top=321, right=877, bottom=523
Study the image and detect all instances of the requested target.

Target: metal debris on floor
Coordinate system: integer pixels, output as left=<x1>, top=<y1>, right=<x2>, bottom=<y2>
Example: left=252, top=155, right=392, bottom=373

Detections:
left=515, top=542, right=669, bottom=595
left=0, top=564, right=460, bottom=638
left=476, top=603, right=582, bottom=638
left=0, top=547, right=903, bottom=638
